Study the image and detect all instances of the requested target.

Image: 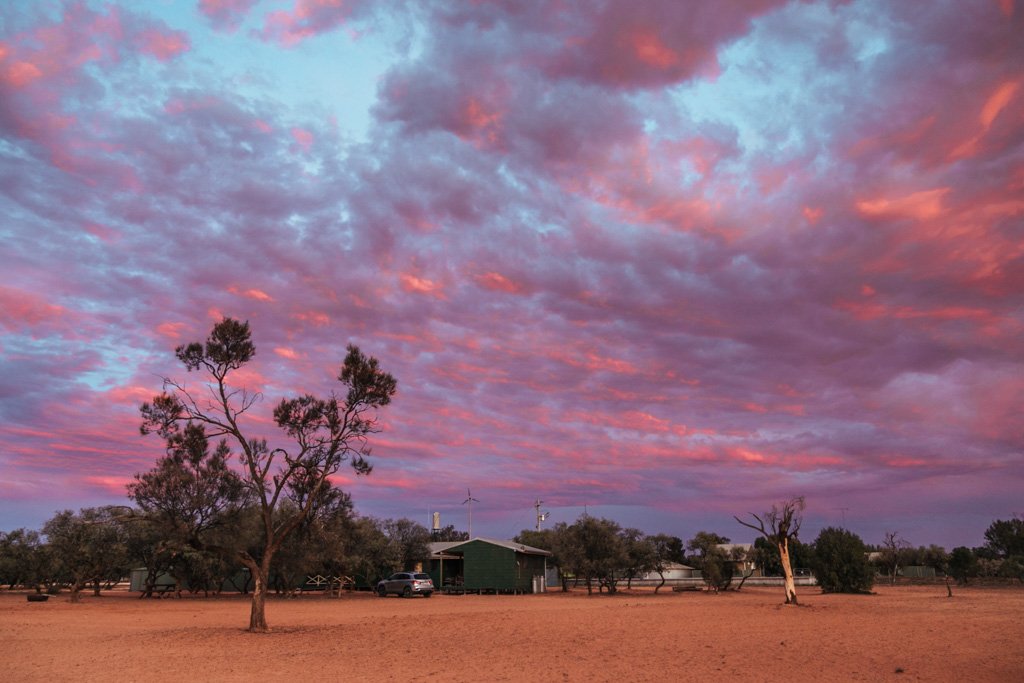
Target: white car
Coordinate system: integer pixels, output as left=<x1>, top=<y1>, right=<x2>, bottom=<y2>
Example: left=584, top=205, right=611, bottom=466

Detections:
left=376, top=572, right=434, bottom=598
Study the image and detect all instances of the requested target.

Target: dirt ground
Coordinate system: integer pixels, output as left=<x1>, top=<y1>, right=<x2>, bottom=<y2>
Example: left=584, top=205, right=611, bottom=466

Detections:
left=2, top=584, right=1022, bottom=682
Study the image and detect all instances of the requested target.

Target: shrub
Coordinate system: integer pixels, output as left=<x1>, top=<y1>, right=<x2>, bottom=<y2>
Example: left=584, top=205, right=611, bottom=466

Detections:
left=947, top=546, right=978, bottom=585
left=997, top=556, right=1024, bottom=582
left=810, top=527, right=874, bottom=593
left=699, top=548, right=734, bottom=592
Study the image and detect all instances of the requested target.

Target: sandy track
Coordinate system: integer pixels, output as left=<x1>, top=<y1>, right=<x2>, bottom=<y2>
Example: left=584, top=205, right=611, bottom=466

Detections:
left=2, top=585, right=1022, bottom=682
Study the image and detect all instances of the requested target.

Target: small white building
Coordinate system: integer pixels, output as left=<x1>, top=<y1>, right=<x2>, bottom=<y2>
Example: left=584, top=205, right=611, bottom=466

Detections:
left=638, top=562, right=697, bottom=581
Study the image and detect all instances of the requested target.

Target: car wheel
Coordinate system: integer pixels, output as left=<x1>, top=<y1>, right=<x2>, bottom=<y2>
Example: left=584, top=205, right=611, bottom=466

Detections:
left=377, top=585, right=387, bottom=597
left=402, top=586, right=412, bottom=598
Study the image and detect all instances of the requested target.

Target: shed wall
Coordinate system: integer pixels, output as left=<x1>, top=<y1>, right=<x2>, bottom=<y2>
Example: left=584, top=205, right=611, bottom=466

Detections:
left=463, top=541, right=515, bottom=590
left=462, top=542, right=548, bottom=591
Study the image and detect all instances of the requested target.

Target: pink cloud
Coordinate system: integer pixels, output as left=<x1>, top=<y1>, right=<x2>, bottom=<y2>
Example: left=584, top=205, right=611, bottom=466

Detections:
left=730, top=447, right=770, bottom=464
left=566, top=408, right=690, bottom=437
left=979, top=79, right=1020, bottom=128
left=3, top=0, right=1023, bottom=550
left=543, top=0, right=784, bottom=88
left=274, top=347, right=300, bottom=360
left=802, top=206, right=824, bottom=224
left=258, top=0, right=366, bottom=47
left=627, top=28, right=680, bottom=69
left=155, top=322, right=187, bottom=339
left=292, top=311, right=331, bottom=326
left=0, top=287, right=66, bottom=330
left=228, top=286, right=274, bottom=302
left=198, top=0, right=260, bottom=32
left=0, top=3, right=189, bottom=174
left=2, top=59, right=43, bottom=88
left=83, top=476, right=132, bottom=495
left=474, top=272, right=525, bottom=295
left=399, top=273, right=445, bottom=298
left=856, top=188, right=950, bottom=220
left=136, top=28, right=190, bottom=61
left=83, top=222, right=121, bottom=242
left=104, top=385, right=155, bottom=406
left=290, top=127, right=314, bottom=151
left=358, top=474, right=422, bottom=491
left=949, top=78, right=1021, bottom=160
left=458, top=96, right=505, bottom=148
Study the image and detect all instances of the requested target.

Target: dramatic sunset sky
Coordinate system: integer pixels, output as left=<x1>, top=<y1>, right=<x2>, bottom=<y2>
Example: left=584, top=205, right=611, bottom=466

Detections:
left=2, top=0, right=1022, bottom=549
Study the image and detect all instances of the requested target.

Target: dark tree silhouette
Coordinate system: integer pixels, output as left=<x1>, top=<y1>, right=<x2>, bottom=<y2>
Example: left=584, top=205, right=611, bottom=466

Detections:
left=647, top=534, right=685, bottom=593
left=948, top=546, right=979, bottom=585
left=129, top=423, right=247, bottom=542
left=382, top=518, right=432, bottom=571
left=136, top=318, right=396, bottom=632
left=432, top=524, right=470, bottom=542
left=0, top=529, right=47, bottom=591
left=559, top=516, right=627, bottom=594
left=42, top=507, right=130, bottom=602
left=983, top=518, right=1024, bottom=559
left=811, top=527, right=874, bottom=593
left=686, top=531, right=733, bottom=592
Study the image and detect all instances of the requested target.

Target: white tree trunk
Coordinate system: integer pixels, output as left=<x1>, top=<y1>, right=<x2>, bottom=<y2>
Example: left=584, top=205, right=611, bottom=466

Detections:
left=778, top=539, right=798, bottom=605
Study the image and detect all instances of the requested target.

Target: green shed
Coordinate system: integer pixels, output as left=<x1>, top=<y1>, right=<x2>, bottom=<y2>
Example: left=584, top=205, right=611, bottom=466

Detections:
left=428, top=538, right=551, bottom=594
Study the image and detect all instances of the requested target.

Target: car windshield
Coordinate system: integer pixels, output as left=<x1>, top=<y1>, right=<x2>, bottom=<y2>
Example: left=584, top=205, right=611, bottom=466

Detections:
left=414, top=573, right=431, bottom=580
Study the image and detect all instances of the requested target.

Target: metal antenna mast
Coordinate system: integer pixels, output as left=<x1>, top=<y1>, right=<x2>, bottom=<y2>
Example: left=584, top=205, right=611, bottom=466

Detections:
left=534, top=499, right=549, bottom=531
left=462, top=488, right=479, bottom=538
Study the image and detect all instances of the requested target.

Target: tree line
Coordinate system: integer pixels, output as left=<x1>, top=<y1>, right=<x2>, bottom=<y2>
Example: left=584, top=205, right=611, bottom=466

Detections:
left=5, top=502, right=1019, bottom=607
left=0, top=501, right=440, bottom=602
left=512, top=511, right=1023, bottom=598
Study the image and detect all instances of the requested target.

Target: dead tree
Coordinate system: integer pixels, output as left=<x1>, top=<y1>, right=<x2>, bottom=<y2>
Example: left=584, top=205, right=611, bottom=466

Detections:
left=881, top=530, right=909, bottom=585
left=735, top=497, right=805, bottom=605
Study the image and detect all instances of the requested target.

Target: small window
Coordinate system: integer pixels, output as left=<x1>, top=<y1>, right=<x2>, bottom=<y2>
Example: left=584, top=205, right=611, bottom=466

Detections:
left=413, top=573, right=431, bottom=580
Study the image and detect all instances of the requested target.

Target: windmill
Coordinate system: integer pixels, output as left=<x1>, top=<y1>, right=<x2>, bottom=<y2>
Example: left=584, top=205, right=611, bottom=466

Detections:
left=462, top=488, right=479, bottom=538
left=534, top=499, right=550, bottom=531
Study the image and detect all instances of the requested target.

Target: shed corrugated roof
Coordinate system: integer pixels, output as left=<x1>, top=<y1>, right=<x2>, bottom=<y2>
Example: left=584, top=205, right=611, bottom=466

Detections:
left=438, top=537, right=552, bottom=557
left=428, top=541, right=465, bottom=554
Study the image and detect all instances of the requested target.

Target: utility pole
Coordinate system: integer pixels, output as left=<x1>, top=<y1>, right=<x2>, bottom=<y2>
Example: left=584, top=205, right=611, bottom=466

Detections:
left=835, top=507, right=849, bottom=527
left=534, top=499, right=549, bottom=531
left=462, top=489, right=479, bottom=538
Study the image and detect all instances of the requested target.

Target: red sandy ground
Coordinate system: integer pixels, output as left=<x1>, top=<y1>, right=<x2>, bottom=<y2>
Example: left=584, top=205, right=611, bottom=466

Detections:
left=2, top=585, right=1022, bottom=682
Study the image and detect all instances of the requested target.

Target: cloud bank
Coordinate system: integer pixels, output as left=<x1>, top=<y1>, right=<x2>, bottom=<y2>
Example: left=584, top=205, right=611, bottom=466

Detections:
left=1, top=0, right=1022, bottom=547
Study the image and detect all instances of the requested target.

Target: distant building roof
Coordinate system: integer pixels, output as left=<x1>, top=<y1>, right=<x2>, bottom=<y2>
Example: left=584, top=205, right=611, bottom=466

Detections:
left=662, top=561, right=696, bottom=571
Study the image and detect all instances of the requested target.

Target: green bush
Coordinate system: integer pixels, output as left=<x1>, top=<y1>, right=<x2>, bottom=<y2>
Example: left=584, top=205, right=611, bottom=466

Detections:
left=699, top=548, right=733, bottom=592
left=997, top=556, right=1024, bottom=582
left=810, top=527, right=874, bottom=593
left=947, top=546, right=978, bottom=585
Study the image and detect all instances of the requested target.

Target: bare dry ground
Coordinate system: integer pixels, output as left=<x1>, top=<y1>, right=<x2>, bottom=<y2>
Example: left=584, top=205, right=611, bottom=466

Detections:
left=2, top=585, right=1022, bottom=682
